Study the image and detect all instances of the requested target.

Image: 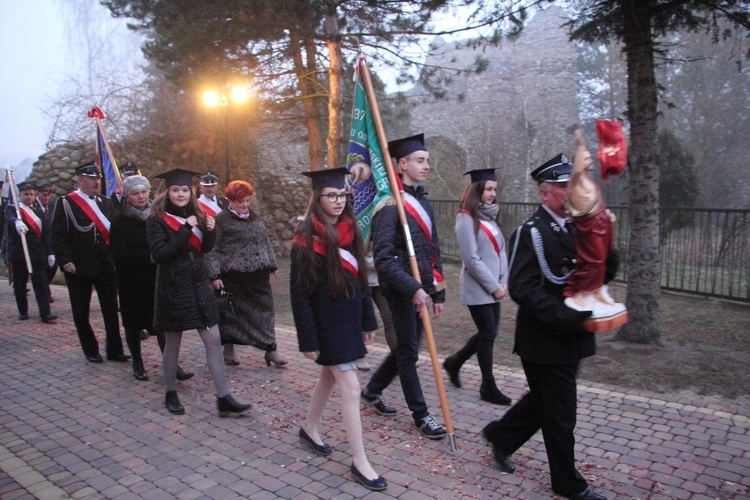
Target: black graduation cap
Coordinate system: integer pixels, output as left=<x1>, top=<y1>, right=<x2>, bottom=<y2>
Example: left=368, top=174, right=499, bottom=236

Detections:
left=464, top=168, right=498, bottom=184
left=530, top=154, right=573, bottom=184
left=121, top=161, right=142, bottom=177
left=301, top=167, right=349, bottom=191
left=199, top=171, right=220, bottom=186
left=388, top=133, right=426, bottom=161
left=17, top=181, right=36, bottom=192
left=75, top=161, right=102, bottom=178
left=154, top=168, right=201, bottom=188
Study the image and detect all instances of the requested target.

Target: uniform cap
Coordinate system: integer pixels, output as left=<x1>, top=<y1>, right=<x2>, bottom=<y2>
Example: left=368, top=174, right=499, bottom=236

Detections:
left=17, top=181, right=36, bottom=192
left=530, top=154, right=572, bottom=184
left=121, top=161, right=142, bottom=177
left=75, top=161, right=102, bottom=178
left=199, top=171, right=220, bottom=186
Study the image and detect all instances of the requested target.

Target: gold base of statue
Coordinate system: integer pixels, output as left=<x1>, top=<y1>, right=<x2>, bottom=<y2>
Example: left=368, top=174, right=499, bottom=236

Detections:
left=584, top=310, right=629, bottom=332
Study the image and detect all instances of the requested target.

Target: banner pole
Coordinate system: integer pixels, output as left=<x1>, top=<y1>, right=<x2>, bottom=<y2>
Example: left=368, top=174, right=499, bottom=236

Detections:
left=6, top=169, right=34, bottom=274
left=359, top=60, right=457, bottom=451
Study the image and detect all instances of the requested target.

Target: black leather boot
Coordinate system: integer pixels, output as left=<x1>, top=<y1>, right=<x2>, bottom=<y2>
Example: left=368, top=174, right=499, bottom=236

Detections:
left=217, top=394, right=251, bottom=417
left=176, top=366, right=194, bottom=381
left=443, top=355, right=463, bottom=388
left=133, top=359, right=148, bottom=381
left=165, top=391, right=185, bottom=415
left=480, top=380, right=511, bottom=406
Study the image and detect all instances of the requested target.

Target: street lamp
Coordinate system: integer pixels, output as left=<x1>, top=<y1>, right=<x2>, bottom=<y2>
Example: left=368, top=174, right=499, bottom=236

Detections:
left=203, top=83, right=251, bottom=182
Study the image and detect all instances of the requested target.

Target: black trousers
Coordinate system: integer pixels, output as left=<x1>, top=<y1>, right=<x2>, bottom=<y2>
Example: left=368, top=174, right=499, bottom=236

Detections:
left=484, top=359, right=588, bottom=496
left=452, top=302, right=500, bottom=382
left=11, top=259, right=51, bottom=318
left=365, top=288, right=428, bottom=422
left=64, top=265, right=124, bottom=359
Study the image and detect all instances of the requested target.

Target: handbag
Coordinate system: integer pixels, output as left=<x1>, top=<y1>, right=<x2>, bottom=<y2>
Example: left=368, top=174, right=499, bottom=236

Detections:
left=215, top=288, right=239, bottom=324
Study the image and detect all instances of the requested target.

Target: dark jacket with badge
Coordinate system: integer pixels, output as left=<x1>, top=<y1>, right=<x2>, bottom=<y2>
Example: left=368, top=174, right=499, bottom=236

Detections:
left=51, top=192, right=115, bottom=276
left=147, top=213, right=218, bottom=332
left=508, top=206, right=595, bottom=365
left=5, top=203, right=53, bottom=262
left=371, top=183, right=446, bottom=303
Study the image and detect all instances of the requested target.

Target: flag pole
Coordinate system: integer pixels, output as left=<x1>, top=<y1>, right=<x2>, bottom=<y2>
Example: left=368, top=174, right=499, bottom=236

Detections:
left=6, top=169, right=34, bottom=275
left=359, top=60, right=457, bottom=451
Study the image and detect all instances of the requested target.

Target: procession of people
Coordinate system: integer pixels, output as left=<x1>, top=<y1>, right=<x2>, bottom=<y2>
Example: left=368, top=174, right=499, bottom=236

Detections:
left=3, top=129, right=613, bottom=498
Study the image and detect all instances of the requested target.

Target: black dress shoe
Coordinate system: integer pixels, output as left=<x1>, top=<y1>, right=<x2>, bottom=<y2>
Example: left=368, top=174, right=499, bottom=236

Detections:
left=176, top=366, right=194, bottom=381
left=350, top=463, right=387, bottom=491
left=108, top=353, right=132, bottom=362
left=18, top=314, right=29, bottom=321
left=165, top=391, right=185, bottom=415
left=217, top=394, right=251, bottom=417
left=41, top=314, right=58, bottom=323
left=442, top=355, right=462, bottom=388
left=298, top=427, right=332, bottom=456
left=481, top=423, right=516, bottom=473
left=132, top=360, right=149, bottom=381
left=493, top=450, right=516, bottom=473
left=86, top=354, right=104, bottom=363
left=564, top=487, right=607, bottom=500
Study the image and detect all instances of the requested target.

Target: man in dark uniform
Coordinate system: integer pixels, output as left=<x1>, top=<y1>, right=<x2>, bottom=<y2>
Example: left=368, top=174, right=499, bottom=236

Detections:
left=361, top=134, right=448, bottom=440
left=52, top=161, right=130, bottom=363
left=196, top=171, right=228, bottom=217
left=481, top=154, right=605, bottom=500
left=5, top=181, right=58, bottom=322
left=35, top=181, right=57, bottom=301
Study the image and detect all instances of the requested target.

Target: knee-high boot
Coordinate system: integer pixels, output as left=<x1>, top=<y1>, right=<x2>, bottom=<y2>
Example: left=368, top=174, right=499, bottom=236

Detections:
left=125, top=328, right=148, bottom=381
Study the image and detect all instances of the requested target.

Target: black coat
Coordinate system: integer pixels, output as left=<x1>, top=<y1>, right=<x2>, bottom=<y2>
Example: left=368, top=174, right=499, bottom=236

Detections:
left=147, top=214, right=218, bottom=332
left=5, top=203, right=52, bottom=262
left=110, top=213, right=156, bottom=331
left=508, top=206, right=595, bottom=365
left=51, top=193, right=115, bottom=276
left=371, top=184, right=446, bottom=303
left=290, top=243, right=377, bottom=366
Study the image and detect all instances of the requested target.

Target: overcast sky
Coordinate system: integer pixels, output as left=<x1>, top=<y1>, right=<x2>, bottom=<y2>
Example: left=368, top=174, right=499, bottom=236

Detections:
left=0, top=0, right=141, bottom=180
left=0, top=0, right=68, bottom=174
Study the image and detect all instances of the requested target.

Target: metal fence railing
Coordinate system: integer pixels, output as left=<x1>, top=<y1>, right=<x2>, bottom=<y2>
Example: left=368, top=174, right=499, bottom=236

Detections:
left=431, top=200, right=750, bottom=303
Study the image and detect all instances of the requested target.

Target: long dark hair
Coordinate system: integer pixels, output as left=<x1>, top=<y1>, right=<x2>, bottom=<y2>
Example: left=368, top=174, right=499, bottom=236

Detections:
left=457, top=180, right=501, bottom=231
left=149, top=186, right=206, bottom=219
left=294, top=189, right=368, bottom=298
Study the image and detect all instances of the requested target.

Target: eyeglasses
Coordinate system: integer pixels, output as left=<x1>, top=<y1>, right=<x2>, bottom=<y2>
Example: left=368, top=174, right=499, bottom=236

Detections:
left=319, top=192, right=348, bottom=202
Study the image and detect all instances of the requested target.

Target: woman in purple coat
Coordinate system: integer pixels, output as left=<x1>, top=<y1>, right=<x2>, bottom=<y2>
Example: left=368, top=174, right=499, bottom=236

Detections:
left=290, top=168, right=386, bottom=492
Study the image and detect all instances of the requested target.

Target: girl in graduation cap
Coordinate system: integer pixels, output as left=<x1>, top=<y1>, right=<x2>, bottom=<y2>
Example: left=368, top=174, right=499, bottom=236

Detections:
left=443, top=168, right=512, bottom=406
left=147, top=168, right=251, bottom=417
left=290, top=167, right=386, bottom=492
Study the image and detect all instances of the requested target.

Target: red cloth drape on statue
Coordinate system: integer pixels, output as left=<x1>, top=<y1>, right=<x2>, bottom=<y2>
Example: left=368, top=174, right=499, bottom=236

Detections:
left=565, top=204, right=613, bottom=296
left=596, top=120, right=627, bottom=181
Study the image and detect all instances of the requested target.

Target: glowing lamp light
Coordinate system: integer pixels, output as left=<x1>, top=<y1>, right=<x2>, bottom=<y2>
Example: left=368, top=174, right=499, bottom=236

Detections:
left=203, top=90, right=222, bottom=107
left=230, top=86, right=249, bottom=103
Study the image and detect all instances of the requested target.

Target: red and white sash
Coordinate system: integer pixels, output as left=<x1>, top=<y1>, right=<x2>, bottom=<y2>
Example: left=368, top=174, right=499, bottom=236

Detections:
left=162, top=213, right=204, bottom=252
left=19, top=203, right=42, bottom=239
left=402, top=192, right=445, bottom=284
left=67, top=191, right=111, bottom=244
left=461, top=209, right=501, bottom=256
left=197, top=196, right=222, bottom=217
left=291, top=233, right=359, bottom=279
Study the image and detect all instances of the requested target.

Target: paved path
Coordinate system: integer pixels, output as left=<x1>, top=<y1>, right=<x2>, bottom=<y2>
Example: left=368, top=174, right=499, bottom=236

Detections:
left=1, top=284, right=749, bottom=499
